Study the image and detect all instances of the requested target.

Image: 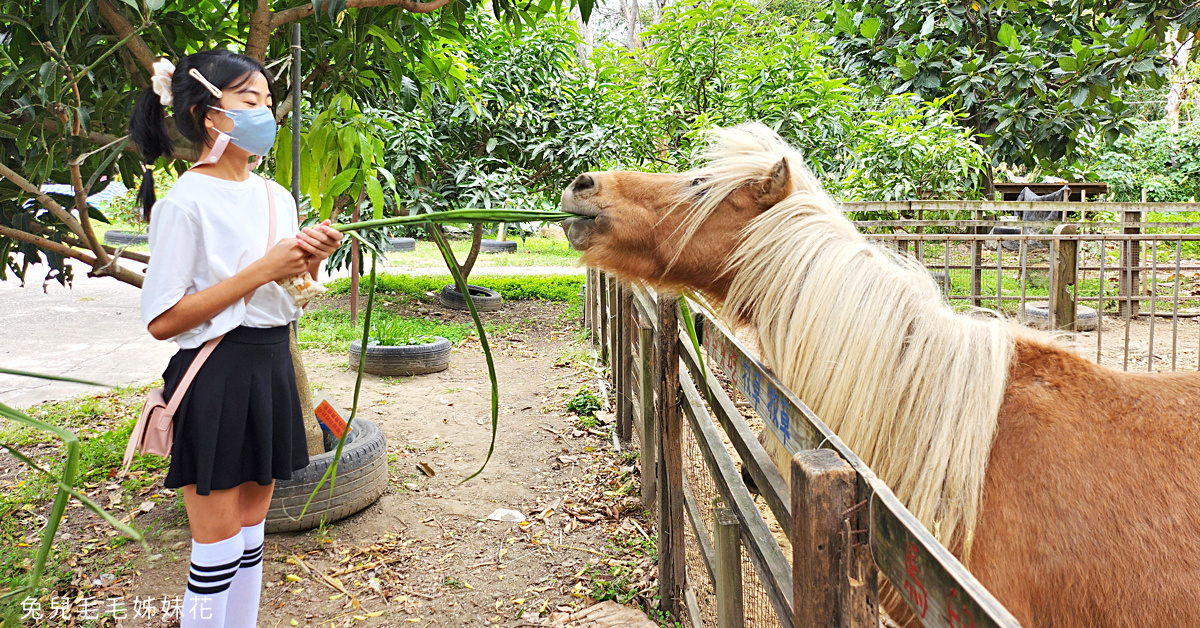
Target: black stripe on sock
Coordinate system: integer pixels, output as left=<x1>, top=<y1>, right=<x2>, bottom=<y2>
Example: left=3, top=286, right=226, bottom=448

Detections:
left=189, top=568, right=238, bottom=583
left=242, top=543, right=264, bottom=558
left=191, top=557, right=242, bottom=572
left=241, top=554, right=264, bottom=568
left=187, top=580, right=233, bottom=595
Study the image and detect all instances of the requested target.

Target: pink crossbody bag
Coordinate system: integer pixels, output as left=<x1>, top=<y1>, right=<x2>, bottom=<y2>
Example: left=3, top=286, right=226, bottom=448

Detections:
left=120, top=178, right=277, bottom=476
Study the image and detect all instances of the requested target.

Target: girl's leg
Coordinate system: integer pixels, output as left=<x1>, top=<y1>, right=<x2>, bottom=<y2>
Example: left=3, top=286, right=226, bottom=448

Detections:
left=180, top=485, right=245, bottom=627
left=224, top=480, right=275, bottom=628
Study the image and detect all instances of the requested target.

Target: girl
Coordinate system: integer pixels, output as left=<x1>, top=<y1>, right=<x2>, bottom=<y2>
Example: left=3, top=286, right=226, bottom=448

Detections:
left=130, top=49, right=343, bottom=627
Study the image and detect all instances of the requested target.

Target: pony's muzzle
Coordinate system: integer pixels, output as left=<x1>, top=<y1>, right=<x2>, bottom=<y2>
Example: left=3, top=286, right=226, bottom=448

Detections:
left=563, top=216, right=595, bottom=251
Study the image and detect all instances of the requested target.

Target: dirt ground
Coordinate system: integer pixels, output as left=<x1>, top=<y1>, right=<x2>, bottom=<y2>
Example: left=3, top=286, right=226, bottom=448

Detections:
left=9, top=299, right=660, bottom=628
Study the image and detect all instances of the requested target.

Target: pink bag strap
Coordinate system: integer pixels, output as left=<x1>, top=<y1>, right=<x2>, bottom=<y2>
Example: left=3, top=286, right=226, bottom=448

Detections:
left=165, top=177, right=278, bottom=416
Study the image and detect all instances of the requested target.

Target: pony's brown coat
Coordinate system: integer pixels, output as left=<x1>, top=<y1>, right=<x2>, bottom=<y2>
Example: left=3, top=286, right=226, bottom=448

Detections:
left=561, top=127, right=1200, bottom=627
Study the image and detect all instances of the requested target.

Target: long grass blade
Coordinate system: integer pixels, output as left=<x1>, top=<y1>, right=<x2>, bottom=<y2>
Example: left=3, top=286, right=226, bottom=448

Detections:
left=428, top=225, right=499, bottom=484
left=334, top=209, right=572, bottom=234
left=0, top=367, right=112, bottom=388
left=289, top=247, right=378, bottom=523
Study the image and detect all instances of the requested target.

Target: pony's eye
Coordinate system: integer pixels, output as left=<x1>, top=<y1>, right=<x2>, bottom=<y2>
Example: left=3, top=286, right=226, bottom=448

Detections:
left=691, top=177, right=706, bottom=187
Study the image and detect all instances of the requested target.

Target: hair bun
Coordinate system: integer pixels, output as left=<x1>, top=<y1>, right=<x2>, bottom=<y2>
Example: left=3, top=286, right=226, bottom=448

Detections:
left=150, top=58, right=176, bottom=106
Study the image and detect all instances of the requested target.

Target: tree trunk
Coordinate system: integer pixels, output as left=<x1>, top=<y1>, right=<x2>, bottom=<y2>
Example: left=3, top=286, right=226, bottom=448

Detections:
left=1165, top=26, right=1194, bottom=134
left=621, top=0, right=641, bottom=50
left=577, top=9, right=594, bottom=65
left=290, top=322, right=325, bottom=456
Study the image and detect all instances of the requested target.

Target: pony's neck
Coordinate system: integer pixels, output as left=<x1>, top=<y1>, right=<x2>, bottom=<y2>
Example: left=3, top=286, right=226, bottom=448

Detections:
left=720, top=195, right=1015, bottom=559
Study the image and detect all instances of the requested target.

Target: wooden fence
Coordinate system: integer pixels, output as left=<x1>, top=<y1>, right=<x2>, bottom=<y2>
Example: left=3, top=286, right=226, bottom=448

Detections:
left=583, top=268, right=1023, bottom=628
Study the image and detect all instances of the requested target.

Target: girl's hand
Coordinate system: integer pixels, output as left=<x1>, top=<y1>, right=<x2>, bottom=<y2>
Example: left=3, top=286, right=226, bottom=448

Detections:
left=256, top=238, right=311, bottom=283
left=296, top=219, right=344, bottom=261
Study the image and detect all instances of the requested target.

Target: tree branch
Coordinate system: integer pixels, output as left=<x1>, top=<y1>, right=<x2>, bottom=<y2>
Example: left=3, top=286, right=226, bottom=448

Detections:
left=95, top=0, right=156, bottom=74
left=270, top=0, right=456, bottom=30
left=0, top=162, right=87, bottom=243
left=246, top=0, right=276, bottom=62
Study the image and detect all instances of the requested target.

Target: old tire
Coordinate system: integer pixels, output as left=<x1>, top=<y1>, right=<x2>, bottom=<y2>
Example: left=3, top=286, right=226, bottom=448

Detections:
left=1017, top=302, right=1099, bottom=331
left=103, top=230, right=148, bottom=246
left=265, top=418, right=388, bottom=534
left=347, top=336, right=451, bottom=376
left=384, top=237, right=416, bottom=252
left=439, top=284, right=503, bottom=312
left=481, top=239, right=517, bottom=254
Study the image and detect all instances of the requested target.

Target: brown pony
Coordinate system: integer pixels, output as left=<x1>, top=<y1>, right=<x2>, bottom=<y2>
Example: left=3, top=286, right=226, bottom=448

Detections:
left=561, top=123, right=1200, bottom=627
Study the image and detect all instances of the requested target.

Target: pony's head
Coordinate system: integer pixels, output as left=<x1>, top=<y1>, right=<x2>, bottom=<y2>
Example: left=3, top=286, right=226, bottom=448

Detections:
left=561, top=123, right=829, bottom=298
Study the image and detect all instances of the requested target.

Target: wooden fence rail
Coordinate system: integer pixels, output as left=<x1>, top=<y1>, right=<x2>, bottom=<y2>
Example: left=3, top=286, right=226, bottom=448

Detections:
left=585, top=271, right=1024, bottom=627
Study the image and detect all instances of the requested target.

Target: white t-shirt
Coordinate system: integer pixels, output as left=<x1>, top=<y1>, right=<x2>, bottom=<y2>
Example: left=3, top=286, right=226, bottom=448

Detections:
left=140, top=170, right=307, bottom=349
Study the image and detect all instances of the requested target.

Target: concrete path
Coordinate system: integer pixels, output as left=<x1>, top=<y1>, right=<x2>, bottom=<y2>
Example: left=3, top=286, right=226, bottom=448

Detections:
left=0, top=257, right=582, bottom=412
left=0, top=257, right=173, bottom=412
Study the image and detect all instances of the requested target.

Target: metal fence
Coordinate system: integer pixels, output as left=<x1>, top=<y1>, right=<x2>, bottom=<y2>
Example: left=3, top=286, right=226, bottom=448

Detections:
left=846, top=201, right=1200, bottom=372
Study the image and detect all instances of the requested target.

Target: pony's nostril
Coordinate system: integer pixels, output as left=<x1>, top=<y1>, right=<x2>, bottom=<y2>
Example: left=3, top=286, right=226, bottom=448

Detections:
left=572, top=174, right=596, bottom=194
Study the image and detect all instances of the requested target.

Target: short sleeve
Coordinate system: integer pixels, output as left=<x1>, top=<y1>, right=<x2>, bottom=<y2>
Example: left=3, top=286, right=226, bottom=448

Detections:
left=268, top=180, right=302, bottom=238
left=140, top=199, right=201, bottom=333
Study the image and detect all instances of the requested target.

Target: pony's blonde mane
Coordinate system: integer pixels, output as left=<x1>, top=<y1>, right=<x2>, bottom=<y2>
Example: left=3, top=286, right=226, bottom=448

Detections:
left=687, top=123, right=1015, bottom=560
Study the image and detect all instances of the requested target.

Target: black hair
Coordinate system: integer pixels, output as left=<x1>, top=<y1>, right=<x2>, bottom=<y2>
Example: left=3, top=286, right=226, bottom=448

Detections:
left=128, top=50, right=276, bottom=220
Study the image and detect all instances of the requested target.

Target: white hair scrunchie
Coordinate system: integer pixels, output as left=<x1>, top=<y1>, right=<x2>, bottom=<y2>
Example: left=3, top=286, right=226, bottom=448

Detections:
left=150, top=58, right=175, bottom=106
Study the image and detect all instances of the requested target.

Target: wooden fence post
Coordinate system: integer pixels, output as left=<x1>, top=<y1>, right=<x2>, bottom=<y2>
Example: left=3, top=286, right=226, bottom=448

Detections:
left=584, top=268, right=594, bottom=343
left=1050, top=224, right=1079, bottom=331
left=617, top=287, right=634, bottom=445
left=639, top=324, right=657, bottom=510
left=792, top=449, right=875, bottom=628
left=599, top=271, right=609, bottom=364
left=972, top=207, right=985, bottom=307
left=1119, top=208, right=1142, bottom=318
left=714, top=507, right=744, bottom=628
left=656, top=293, right=685, bottom=622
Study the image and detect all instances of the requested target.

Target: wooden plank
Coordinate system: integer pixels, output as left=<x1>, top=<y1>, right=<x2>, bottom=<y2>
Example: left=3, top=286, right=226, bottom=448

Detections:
left=685, top=587, right=705, bottom=628
left=679, top=372, right=795, bottom=628
left=1050, top=224, right=1079, bottom=331
left=618, top=287, right=634, bottom=444
left=639, top=324, right=657, bottom=511
left=599, top=271, right=609, bottom=365
left=631, top=285, right=658, bottom=332
left=713, top=507, right=744, bottom=628
left=657, top=293, right=686, bottom=622
left=791, top=450, right=877, bottom=628
left=1120, top=209, right=1142, bottom=317
left=694, top=305, right=1020, bottom=628
left=679, top=320, right=792, bottom=532
left=870, top=479, right=1020, bottom=628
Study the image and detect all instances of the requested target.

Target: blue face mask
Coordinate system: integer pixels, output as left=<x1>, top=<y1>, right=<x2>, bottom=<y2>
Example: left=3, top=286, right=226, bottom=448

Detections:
left=210, top=105, right=277, bottom=156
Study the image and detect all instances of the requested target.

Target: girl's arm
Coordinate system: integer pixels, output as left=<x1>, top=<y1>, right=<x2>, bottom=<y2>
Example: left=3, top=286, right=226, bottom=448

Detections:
left=147, top=236, right=310, bottom=341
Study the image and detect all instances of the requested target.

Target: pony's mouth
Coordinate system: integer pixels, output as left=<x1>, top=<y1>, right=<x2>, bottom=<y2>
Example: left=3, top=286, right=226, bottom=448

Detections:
left=562, top=216, right=595, bottom=251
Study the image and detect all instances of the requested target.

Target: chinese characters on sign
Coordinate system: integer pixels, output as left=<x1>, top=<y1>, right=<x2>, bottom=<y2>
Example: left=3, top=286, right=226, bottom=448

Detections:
left=20, top=595, right=210, bottom=622
left=703, top=321, right=795, bottom=448
left=903, top=542, right=929, bottom=619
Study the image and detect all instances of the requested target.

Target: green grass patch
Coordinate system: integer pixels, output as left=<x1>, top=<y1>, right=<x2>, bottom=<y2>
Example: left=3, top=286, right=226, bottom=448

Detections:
left=296, top=305, right=523, bottom=353
left=386, top=236, right=580, bottom=268
left=0, top=385, right=170, bottom=597
left=325, top=273, right=584, bottom=302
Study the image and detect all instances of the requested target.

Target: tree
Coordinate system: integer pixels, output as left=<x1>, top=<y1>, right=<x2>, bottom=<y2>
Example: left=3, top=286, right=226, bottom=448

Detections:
left=0, top=0, right=593, bottom=288
left=820, top=0, right=1198, bottom=174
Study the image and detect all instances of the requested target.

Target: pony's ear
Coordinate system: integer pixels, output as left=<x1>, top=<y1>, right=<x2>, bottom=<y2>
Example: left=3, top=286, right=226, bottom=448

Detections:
left=754, top=158, right=791, bottom=211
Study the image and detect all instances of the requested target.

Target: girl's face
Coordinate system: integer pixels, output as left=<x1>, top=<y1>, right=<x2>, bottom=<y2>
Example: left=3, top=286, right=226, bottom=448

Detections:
left=203, top=71, right=273, bottom=159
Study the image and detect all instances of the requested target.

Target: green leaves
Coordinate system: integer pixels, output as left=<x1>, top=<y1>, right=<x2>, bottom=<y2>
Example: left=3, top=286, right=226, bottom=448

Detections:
left=997, top=23, right=1017, bottom=50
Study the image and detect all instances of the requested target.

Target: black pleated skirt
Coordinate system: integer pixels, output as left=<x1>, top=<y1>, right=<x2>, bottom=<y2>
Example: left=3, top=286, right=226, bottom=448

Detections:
left=160, top=324, right=310, bottom=496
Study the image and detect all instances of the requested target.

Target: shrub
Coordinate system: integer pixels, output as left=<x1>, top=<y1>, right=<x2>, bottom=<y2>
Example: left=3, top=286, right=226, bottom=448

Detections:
left=326, top=273, right=583, bottom=302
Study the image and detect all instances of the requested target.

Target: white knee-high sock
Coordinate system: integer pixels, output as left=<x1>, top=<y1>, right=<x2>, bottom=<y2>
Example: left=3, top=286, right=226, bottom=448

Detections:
left=182, top=533, right=244, bottom=627
left=224, top=520, right=266, bottom=628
